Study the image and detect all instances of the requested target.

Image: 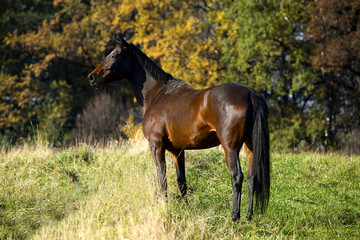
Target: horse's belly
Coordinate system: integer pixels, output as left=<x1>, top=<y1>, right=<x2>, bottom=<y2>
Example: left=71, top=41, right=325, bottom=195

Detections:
left=169, top=128, right=220, bottom=150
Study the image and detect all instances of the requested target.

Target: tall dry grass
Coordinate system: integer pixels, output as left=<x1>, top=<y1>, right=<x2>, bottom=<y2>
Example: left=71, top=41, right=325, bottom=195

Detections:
left=31, top=129, right=227, bottom=239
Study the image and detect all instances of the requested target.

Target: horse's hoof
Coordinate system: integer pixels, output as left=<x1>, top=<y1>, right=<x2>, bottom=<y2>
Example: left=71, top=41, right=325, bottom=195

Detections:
left=246, top=212, right=253, bottom=221
left=232, top=212, right=240, bottom=222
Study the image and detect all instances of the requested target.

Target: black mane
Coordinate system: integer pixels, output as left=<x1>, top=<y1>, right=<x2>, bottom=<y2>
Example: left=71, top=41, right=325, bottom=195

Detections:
left=129, top=44, right=173, bottom=83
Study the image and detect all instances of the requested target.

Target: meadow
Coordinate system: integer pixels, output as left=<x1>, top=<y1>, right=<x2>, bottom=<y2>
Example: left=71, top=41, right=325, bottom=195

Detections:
left=1, top=136, right=359, bottom=239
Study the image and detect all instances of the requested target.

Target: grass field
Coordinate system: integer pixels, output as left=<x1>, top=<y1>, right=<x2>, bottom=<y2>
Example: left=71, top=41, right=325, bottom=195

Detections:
left=1, top=138, right=359, bottom=239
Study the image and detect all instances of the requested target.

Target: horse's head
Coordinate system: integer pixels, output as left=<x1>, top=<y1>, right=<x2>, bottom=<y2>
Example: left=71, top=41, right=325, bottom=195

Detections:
left=88, top=36, right=132, bottom=88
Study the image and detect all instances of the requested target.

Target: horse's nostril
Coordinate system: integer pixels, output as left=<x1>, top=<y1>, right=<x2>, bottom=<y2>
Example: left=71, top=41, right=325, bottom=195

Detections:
left=88, top=74, right=95, bottom=82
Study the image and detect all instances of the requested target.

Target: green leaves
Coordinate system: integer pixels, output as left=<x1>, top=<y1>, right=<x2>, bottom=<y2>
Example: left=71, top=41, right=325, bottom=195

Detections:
left=218, top=0, right=321, bottom=149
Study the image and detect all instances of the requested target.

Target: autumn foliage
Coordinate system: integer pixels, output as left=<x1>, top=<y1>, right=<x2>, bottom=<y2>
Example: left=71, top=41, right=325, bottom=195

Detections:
left=1, top=0, right=359, bottom=151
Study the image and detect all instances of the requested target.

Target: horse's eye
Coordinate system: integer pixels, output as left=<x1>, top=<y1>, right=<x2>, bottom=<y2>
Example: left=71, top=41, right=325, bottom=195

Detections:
left=111, top=52, right=122, bottom=59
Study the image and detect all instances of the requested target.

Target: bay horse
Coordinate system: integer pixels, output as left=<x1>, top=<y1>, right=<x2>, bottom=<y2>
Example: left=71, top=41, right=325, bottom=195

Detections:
left=88, top=36, right=270, bottom=221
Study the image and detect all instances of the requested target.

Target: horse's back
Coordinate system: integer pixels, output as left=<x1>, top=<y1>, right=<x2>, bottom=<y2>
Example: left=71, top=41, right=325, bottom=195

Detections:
left=209, top=82, right=253, bottom=105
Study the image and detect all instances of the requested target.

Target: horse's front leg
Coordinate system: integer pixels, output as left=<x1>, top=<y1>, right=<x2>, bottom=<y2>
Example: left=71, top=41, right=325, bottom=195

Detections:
left=149, top=139, right=167, bottom=197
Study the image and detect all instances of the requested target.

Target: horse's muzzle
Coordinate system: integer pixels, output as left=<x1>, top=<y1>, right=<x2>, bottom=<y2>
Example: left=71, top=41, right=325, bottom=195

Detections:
left=88, top=73, right=102, bottom=88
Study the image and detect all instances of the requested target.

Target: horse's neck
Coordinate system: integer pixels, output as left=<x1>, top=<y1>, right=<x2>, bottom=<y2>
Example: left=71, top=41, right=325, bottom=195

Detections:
left=142, top=73, right=166, bottom=110
left=128, top=64, right=166, bottom=110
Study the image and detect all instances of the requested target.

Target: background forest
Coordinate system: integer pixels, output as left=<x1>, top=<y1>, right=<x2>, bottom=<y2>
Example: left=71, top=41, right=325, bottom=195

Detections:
left=1, top=0, right=359, bottom=152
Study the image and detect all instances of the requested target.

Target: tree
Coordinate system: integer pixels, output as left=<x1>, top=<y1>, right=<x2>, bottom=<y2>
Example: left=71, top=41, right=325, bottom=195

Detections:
left=2, top=0, right=358, bottom=150
left=218, top=0, right=321, bottom=148
left=1, top=0, right=224, bottom=142
left=0, top=73, right=35, bottom=130
left=307, top=0, right=360, bottom=150
left=0, top=0, right=55, bottom=136
left=110, top=0, right=223, bottom=87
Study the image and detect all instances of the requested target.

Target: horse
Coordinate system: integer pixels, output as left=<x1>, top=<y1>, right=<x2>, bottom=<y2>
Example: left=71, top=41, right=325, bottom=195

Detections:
left=88, top=36, right=270, bottom=221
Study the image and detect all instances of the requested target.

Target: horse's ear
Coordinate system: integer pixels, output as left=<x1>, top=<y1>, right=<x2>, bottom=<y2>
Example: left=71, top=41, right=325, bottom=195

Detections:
left=114, top=34, right=128, bottom=48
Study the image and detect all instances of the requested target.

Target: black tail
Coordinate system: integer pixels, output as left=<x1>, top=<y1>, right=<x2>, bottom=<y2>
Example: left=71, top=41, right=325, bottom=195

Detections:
left=251, top=91, right=270, bottom=213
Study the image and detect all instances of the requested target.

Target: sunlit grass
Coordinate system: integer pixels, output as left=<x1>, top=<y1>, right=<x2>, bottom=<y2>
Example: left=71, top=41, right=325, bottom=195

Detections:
left=1, top=137, right=359, bottom=239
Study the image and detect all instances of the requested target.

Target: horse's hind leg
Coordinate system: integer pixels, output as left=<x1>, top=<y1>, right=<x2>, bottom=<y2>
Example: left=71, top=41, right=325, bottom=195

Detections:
left=245, top=142, right=255, bottom=220
left=169, top=149, right=187, bottom=198
left=223, top=145, right=244, bottom=221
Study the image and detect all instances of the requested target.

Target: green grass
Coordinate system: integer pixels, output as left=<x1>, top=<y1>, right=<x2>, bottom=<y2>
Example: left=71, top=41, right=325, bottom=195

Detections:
left=0, top=141, right=359, bottom=239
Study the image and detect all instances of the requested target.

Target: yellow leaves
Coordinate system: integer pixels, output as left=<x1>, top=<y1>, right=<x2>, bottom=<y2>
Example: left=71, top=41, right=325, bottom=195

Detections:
left=1, top=0, right=226, bottom=131
left=38, top=80, right=73, bottom=130
left=0, top=73, right=36, bottom=129
left=114, top=1, right=224, bottom=88
left=3, top=29, right=19, bottom=47
left=0, top=74, right=17, bottom=92
left=54, top=0, right=68, bottom=7
left=213, top=10, right=226, bottom=24
left=22, top=54, right=56, bottom=78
